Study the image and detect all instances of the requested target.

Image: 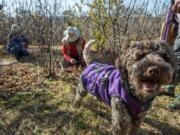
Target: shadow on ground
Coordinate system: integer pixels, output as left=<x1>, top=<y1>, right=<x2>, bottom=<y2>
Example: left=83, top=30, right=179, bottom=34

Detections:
left=0, top=45, right=62, bottom=68
left=0, top=89, right=110, bottom=135
left=18, top=47, right=62, bottom=68
left=142, top=117, right=180, bottom=135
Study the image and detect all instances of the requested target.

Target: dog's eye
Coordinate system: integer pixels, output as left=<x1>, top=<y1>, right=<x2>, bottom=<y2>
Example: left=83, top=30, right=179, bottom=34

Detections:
left=161, top=54, right=169, bottom=62
left=134, top=53, right=146, bottom=60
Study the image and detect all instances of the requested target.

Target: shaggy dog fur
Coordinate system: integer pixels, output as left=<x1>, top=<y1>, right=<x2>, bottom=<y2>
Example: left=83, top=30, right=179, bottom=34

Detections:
left=85, top=46, right=117, bottom=65
left=74, top=40, right=176, bottom=135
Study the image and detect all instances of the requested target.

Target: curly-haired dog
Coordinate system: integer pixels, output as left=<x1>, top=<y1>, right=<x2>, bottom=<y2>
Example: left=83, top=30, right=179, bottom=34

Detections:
left=74, top=40, right=176, bottom=135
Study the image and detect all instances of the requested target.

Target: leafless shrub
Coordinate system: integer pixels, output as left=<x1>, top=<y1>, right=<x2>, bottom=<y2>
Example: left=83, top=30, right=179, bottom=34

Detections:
left=0, top=0, right=66, bottom=78
left=0, top=0, right=169, bottom=77
left=88, top=0, right=168, bottom=54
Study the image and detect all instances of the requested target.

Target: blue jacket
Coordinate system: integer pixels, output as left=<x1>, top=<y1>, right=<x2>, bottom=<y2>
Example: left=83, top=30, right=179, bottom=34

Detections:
left=7, top=35, right=28, bottom=54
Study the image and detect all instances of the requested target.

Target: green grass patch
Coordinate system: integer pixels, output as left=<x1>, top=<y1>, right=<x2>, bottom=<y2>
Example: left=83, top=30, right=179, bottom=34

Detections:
left=0, top=46, right=179, bottom=135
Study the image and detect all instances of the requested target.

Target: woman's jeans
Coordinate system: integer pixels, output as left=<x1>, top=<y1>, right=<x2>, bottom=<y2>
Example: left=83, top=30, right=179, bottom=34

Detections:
left=8, top=45, right=29, bottom=59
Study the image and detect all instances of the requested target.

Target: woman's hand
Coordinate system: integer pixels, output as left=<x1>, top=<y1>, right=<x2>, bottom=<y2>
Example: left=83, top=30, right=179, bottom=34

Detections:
left=172, top=0, right=180, bottom=13
left=70, top=59, right=77, bottom=64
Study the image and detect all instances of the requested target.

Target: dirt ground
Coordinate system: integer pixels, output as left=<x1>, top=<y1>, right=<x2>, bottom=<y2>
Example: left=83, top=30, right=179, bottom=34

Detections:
left=0, top=45, right=180, bottom=135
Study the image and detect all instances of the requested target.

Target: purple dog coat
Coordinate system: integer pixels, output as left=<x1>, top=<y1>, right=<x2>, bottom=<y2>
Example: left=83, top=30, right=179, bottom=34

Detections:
left=81, top=62, right=153, bottom=117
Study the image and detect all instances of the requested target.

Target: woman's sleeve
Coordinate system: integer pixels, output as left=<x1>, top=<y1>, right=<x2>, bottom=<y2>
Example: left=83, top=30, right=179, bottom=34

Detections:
left=62, top=46, right=72, bottom=62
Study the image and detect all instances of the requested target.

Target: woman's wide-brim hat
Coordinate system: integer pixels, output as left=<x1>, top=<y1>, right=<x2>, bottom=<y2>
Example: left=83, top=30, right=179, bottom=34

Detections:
left=64, top=26, right=80, bottom=43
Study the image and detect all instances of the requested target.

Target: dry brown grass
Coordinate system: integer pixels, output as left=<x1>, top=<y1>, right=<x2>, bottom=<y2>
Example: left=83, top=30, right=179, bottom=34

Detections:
left=0, top=45, right=179, bottom=135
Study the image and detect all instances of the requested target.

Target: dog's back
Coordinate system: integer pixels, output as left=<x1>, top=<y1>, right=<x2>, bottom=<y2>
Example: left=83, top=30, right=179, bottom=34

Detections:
left=81, top=62, right=121, bottom=105
left=83, top=40, right=117, bottom=65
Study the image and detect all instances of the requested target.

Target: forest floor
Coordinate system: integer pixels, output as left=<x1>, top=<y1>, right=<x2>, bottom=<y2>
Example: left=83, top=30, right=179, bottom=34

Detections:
left=0, top=45, right=180, bottom=135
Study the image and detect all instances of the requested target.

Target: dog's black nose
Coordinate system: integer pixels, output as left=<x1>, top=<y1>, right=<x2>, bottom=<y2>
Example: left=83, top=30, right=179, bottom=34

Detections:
left=147, top=66, right=160, bottom=76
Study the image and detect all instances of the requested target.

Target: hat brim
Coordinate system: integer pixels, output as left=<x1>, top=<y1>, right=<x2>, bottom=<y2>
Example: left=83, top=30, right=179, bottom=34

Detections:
left=65, top=33, right=80, bottom=43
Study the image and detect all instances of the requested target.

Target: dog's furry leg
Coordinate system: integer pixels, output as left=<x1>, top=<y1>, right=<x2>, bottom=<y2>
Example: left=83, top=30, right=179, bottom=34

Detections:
left=74, top=80, right=87, bottom=107
left=83, top=40, right=95, bottom=65
left=111, top=97, right=131, bottom=135
left=129, top=119, right=142, bottom=135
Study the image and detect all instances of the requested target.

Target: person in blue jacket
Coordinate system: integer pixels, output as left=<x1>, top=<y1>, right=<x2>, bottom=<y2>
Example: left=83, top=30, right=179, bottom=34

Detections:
left=6, top=24, right=29, bottom=59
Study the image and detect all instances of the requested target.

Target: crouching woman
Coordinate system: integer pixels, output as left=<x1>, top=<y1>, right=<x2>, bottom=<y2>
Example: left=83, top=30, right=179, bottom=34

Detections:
left=6, top=24, right=30, bottom=60
left=60, top=27, right=86, bottom=68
